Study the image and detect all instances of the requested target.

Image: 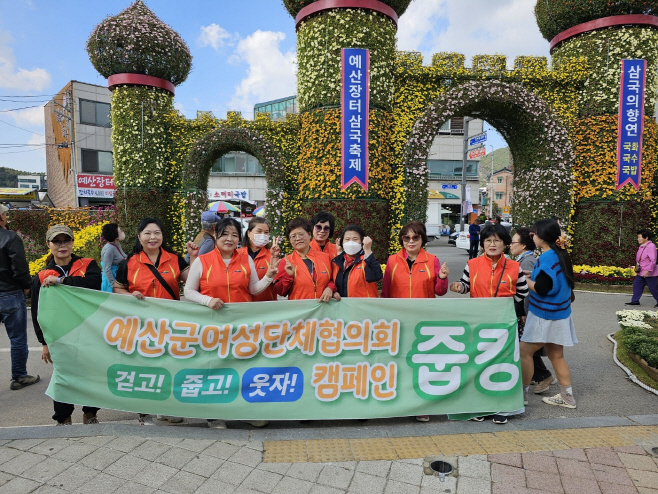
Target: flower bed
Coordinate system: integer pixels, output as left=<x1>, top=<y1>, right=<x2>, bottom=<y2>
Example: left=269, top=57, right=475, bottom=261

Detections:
left=616, top=310, right=658, bottom=382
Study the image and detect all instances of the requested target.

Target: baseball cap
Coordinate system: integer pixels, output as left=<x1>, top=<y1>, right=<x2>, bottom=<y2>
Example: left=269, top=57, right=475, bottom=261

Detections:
left=0, top=204, right=9, bottom=215
left=46, top=225, right=74, bottom=242
left=201, top=211, right=220, bottom=223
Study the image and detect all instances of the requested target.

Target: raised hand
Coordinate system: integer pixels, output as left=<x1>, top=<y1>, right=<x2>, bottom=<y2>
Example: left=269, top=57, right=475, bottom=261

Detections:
left=270, top=236, right=281, bottom=259
left=283, top=258, right=295, bottom=276
left=363, top=236, right=373, bottom=256
left=266, top=256, right=281, bottom=278
left=439, top=262, right=449, bottom=279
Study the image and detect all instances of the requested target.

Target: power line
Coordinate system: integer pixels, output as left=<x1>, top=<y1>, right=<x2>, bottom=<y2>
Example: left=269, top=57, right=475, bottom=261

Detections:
left=0, top=104, right=45, bottom=113
left=0, top=118, right=45, bottom=135
left=0, top=94, right=57, bottom=98
left=0, top=146, right=46, bottom=155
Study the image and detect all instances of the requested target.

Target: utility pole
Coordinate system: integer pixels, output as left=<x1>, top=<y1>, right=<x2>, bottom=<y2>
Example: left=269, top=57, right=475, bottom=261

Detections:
left=460, top=117, right=472, bottom=232
left=489, top=144, right=494, bottom=218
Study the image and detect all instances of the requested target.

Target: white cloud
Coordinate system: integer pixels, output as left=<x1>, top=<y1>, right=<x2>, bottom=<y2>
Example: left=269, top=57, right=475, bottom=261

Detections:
left=27, top=132, right=44, bottom=146
left=397, top=0, right=549, bottom=67
left=198, top=23, right=236, bottom=51
left=11, top=105, right=44, bottom=127
left=228, top=30, right=296, bottom=116
left=0, top=30, right=50, bottom=91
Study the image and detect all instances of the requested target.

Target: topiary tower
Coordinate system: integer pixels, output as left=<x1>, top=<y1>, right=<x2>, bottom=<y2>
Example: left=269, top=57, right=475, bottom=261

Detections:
left=536, top=1, right=658, bottom=265
left=283, top=0, right=412, bottom=258
left=86, top=0, right=192, bottom=242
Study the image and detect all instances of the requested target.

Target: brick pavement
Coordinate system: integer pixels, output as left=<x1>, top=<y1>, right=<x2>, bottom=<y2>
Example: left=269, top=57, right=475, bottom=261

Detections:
left=0, top=424, right=657, bottom=494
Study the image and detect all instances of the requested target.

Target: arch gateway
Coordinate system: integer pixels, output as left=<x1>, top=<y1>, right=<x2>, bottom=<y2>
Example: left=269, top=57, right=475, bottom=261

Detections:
left=87, top=0, right=658, bottom=266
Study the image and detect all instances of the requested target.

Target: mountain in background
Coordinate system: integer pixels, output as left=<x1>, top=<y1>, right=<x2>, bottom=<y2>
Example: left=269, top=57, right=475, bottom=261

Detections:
left=0, top=167, right=44, bottom=188
left=478, top=147, right=512, bottom=186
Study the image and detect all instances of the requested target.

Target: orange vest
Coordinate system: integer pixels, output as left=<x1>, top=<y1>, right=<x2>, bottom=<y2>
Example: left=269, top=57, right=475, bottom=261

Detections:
left=332, top=256, right=379, bottom=298
left=468, top=255, right=519, bottom=298
left=38, top=258, right=93, bottom=284
left=125, top=249, right=182, bottom=300
left=239, top=246, right=277, bottom=302
left=386, top=249, right=437, bottom=298
left=310, top=239, right=338, bottom=259
left=199, top=247, right=252, bottom=303
left=285, top=249, right=333, bottom=300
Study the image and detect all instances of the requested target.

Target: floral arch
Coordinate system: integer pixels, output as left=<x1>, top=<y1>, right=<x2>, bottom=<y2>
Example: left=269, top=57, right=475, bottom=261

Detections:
left=401, top=79, right=575, bottom=227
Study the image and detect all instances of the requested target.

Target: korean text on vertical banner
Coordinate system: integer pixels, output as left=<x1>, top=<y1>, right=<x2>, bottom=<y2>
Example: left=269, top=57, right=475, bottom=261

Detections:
left=38, top=286, right=523, bottom=420
left=616, top=59, right=647, bottom=190
left=341, top=48, right=369, bottom=191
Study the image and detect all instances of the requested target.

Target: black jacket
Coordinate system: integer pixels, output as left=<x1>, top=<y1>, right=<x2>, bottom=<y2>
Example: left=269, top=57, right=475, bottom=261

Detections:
left=0, top=226, right=32, bottom=292
left=332, top=251, right=383, bottom=298
left=31, top=254, right=102, bottom=345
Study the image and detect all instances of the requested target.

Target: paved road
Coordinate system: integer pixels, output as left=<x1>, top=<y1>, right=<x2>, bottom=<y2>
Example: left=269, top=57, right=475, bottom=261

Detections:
left=1, top=240, right=656, bottom=428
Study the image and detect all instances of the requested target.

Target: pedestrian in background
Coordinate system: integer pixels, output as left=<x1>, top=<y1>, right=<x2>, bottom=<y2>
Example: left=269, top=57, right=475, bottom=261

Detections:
left=31, top=225, right=101, bottom=424
left=510, top=227, right=555, bottom=395
left=186, top=211, right=220, bottom=262
left=468, top=218, right=480, bottom=259
left=520, top=219, right=577, bottom=409
left=0, top=204, right=40, bottom=391
left=100, top=223, right=126, bottom=293
left=625, top=228, right=658, bottom=307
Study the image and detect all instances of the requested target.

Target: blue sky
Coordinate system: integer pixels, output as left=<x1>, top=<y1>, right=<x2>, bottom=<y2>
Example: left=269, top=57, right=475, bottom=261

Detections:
left=0, top=0, right=550, bottom=173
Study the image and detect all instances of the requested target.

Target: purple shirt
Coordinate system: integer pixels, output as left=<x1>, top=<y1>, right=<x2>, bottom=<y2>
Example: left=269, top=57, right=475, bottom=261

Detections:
left=637, top=241, right=658, bottom=276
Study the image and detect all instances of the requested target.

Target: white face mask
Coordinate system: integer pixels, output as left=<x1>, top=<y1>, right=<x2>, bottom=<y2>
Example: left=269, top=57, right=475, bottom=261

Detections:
left=252, top=233, right=270, bottom=247
left=343, top=241, right=362, bottom=256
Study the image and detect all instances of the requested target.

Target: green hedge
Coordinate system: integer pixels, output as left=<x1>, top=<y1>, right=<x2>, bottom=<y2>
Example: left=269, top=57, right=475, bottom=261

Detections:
left=283, top=0, right=412, bottom=17
left=534, top=0, right=658, bottom=42
left=623, top=325, right=658, bottom=368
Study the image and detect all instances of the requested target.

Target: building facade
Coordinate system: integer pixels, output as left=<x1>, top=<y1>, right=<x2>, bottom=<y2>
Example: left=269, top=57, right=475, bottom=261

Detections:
left=45, top=81, right=113, bottom=207
left=489, top=167, right=514, bottom=216
left=16, top=174, right=47, bottom=190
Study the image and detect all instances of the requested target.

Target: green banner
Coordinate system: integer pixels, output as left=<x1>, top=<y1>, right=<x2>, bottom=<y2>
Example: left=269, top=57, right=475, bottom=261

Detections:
left=38, top=286, right=523, bottom=420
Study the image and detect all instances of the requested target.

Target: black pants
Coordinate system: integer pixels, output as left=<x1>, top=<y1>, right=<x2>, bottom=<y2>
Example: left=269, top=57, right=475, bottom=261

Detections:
left=52, top=401, right=100, bottom=423
left=532, top=349, right=552, bottom=382
left=469, top=240, right=479, bottom=259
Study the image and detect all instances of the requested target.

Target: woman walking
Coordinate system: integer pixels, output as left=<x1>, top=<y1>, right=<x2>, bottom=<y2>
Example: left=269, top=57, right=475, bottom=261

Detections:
left=450, top=223, right=529, bottom=424
left=100, top=223, right=126, bottom=293
left=31, top=225, right=102, bottom=425
left=520, top=219, right=577, bottom=409
left=625, top=229, right=658, bottom=307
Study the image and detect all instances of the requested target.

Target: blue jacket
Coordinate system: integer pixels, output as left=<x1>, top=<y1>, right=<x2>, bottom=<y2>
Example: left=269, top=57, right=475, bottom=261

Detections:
left=468, top=223, right=480, bottom=241
left=528, top=249, right=572, bottom=320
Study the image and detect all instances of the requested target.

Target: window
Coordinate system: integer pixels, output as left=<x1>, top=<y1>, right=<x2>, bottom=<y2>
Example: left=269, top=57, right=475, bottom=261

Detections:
left=495, top=192, right=504, bottom=200
left=211, top=152, right=264, bottom=175
left=81, top=149, right=113, bottom=174
left=437, top=117, right=465, bottom=135
left=427, top=160, right=478, bottom=177
left=497, top=177, right=503, bottom=183
left=80, top=99, right=111, bottom=127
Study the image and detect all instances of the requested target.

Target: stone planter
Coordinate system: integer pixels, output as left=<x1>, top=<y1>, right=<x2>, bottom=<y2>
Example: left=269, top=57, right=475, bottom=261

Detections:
left=628, top=351, right=658, bottom=382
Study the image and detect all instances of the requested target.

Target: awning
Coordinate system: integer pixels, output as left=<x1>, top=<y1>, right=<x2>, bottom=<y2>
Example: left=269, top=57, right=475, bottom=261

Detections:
left=428, top=189, right=460, bottom=200
left=0, top=188, right=38, bottom=201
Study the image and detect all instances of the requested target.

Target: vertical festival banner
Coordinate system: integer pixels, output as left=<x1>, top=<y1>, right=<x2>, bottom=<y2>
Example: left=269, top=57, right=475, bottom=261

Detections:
left=616, top=59, right=647, bottom=190
left=341, top=48, right=369, bottom=191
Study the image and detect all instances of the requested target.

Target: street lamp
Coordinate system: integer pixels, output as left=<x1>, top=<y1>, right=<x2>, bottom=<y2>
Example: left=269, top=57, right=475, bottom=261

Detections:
left=460, top=115, right=479, bottom=231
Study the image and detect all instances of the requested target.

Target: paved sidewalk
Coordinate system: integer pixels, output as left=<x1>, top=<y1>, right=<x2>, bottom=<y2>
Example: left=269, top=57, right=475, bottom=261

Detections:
left=1, top=417, right=657, bottom=493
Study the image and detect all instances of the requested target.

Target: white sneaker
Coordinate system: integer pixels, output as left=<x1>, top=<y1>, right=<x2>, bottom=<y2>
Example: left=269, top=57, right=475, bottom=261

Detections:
left=241, top=420, right=268, bottom=427
left=207, top=419, right=227, bottom=429
left=542, top=393, right=576, bottom=409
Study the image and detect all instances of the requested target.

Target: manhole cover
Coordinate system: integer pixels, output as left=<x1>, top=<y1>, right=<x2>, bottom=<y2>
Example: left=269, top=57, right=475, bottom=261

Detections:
left=430, top=460, right=454, bottom=475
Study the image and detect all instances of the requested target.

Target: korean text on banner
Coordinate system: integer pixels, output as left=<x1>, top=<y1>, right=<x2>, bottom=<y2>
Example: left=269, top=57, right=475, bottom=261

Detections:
left=38, top=286, right=523, bottom=421
left=616, top=59, right=647, bottom=190
left=341, top=48, right=369, bottom=191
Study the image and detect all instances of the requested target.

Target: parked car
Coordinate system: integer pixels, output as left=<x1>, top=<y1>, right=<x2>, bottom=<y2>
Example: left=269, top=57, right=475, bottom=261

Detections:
left=448, top=231, right=459, bottom=245
left=455, top=231, right=471, bottom=251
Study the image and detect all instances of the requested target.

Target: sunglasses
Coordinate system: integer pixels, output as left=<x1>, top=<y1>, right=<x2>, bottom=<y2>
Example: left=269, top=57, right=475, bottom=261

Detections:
left=314, top=225, right=330, bottom=232
left=402, top=235, right=421, bottom=243
left=50, top=238, right=73, bottom=246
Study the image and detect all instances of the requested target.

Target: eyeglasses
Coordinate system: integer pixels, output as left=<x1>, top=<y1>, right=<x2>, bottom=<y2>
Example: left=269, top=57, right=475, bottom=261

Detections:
left=314, top=225, right=330, bottom=232
left=141, top=231, right=162, bottom=238
left=289, top=233, right=307, bottom=241
left=50, top=238, right=73, bottom=246
left=484, top=239, right=503, bottom=245
left=402, top=235, right=421, bottom=243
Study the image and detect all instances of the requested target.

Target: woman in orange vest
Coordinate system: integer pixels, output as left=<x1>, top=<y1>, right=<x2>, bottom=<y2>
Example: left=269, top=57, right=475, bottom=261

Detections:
left=114, top=217, right=195, bottom=301
left=381, top=221, right=449, bottom=299
left=114, top=216, right=197, bottom=425
left=238, top=217, right=281, bottom=302
left=450, top=222, right=529, bottom=424
left=31, top=225, right=102, bottom=425
left=332, top=224, right=382, bottom=298
left=274, top=217, right=337, bottom=301
left=381, top=220, right=449, bottom=422
left=184, top=217, right=280, bottom=309
left=309, top=211, right=338, bottom=259
left=184, top=216, right=279, bottom=429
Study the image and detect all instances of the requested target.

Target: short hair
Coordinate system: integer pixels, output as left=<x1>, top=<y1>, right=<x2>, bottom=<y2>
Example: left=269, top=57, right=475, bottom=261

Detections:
left=341, top=224, right=366, bottom=245
left=398, top=221, right=427, bottom=248
left=101, top=223, right=120, bottom=242
left=311, top=211, right=335, bottom=237
left=201, top=222, right=215, bottom=231
left=515, top=227, right=536, bottom=251
left=215, top=217, right=242, bottom=239
left=637, top=228, right=653, bottom=240
left=244, top=217, right=270, bottom=245
left=479, top=223, right=512, bottom=248
left=286, top=217, right=313, bottom=239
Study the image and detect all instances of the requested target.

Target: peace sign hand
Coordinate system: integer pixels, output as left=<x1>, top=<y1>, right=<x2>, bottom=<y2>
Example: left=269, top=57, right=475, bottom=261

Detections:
left=283, top=258, right=295, bottom=276
left=270, top=236, right=281, bottom=259
left=266, top=255, right=282, bottom=278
